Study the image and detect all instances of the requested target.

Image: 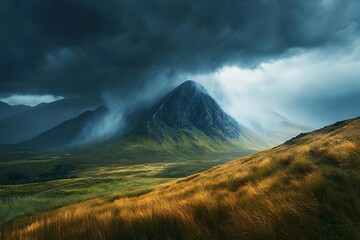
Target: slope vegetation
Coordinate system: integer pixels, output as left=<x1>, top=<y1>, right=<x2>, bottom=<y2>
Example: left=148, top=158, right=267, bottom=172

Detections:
left=6, top=117, right=360, bottom=239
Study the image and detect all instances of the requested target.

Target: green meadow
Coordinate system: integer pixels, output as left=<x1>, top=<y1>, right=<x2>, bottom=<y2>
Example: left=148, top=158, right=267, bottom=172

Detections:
left=0, top=147, right=249, bottom=224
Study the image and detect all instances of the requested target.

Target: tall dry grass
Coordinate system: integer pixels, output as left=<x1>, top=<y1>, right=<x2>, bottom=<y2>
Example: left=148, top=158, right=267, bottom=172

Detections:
left=4, top=118, right=360, bottom=239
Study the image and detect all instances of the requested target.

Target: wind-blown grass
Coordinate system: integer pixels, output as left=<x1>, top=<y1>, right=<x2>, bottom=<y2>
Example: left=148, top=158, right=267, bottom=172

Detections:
left=4, top=117, right=360, bottom=239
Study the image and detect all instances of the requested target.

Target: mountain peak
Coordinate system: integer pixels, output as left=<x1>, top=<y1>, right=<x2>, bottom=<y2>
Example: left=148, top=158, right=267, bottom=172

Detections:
left=174, top=80, right=208, bottom=95
left=142, top=80, right=241, bottom=143
left=162, top=81, right=208, bottom=107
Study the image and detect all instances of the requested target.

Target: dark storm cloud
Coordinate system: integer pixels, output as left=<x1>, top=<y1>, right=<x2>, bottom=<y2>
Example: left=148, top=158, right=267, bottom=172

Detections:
left=0, top=0, right=359, bottom=97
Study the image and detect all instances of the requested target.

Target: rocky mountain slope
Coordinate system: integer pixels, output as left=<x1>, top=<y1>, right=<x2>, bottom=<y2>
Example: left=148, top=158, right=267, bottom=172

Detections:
left=138, top=81, right=242, bottom=143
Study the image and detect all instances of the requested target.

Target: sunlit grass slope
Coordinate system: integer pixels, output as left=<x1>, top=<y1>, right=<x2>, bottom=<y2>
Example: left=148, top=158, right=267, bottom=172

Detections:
left=73, top=121, right=272, bottom=164
left=5, top=117, right=360, bottom=239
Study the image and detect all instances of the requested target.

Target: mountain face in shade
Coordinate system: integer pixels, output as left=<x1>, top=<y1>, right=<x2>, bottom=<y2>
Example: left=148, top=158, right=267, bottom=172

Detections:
left=0, top=98, right=100, bottom=144
left=0, top=101, right=30, bottom=119
left=141, top=81, right=241, bottom=143
left=19, top=107, right=107, bottom=148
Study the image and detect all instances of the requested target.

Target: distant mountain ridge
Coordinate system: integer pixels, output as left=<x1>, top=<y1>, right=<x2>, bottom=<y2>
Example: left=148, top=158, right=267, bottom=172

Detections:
left=248, top=110, right=313, bottom=144
left=19, top=106, right=107, bottom=148
left=0, top=101, right=30, bottom=119
left=0, top=98, right=100, bottom=144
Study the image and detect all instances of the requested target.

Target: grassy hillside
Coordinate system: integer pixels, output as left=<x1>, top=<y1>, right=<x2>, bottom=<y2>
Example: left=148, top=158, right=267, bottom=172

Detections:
left=4, top=117, right=360, bottom=239
left=76, top=122, right=271, bottom=162
left=0, top=135, right=255, bottom=185
left=0, top=118, right=271, bottom=184
left=0, top=142, right=250, bottom=225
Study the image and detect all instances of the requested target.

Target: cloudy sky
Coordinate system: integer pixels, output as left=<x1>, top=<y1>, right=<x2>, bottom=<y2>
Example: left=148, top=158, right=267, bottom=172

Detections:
left=1, top=0, right=359, bottom=128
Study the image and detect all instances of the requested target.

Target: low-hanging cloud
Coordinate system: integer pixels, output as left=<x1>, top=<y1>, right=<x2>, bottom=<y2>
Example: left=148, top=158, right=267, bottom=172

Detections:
left=76, top=78, right=173, bottom=144
left=0, top=94, right=64, bottom=107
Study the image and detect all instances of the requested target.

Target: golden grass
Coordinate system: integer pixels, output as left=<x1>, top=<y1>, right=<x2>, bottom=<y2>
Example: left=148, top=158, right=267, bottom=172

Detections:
left=4, top=118, right=360, bottom=239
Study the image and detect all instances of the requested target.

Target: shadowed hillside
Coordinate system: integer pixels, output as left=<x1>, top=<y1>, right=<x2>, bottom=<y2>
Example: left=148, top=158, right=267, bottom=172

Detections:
left=4, top=117, right=360, bottom=239
left=0, top=98, right=99, bottom=144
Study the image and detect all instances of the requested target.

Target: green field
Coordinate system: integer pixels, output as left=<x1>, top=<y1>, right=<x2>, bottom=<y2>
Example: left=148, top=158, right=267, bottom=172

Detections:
left=0, top=148, right=250, bottom=224
left=0, top=176, right=167, bottom=223
left=0, top=130, right=259, bottom=229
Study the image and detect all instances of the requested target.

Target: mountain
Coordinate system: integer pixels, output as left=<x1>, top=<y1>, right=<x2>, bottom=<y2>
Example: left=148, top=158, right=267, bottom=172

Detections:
left=248, top=111, right=313, bottom=144
left=9, top=116, right=360, bottom=239
left=18, top=81, right=272, bottom=153
left=19, top=107, right=107, bottom=148
left=0, top=101, right=30, bottom=119
left=139, top=81, right=241, bottom=143
left=0, top=98, right=100, bottom=144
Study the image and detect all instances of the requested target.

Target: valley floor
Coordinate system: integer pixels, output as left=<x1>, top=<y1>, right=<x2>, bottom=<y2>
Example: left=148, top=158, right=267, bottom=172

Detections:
left=0, top=151, right=248, bottom=227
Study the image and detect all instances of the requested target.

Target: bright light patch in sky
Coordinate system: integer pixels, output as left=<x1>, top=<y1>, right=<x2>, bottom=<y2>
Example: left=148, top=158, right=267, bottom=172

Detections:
left=0, top=94, right=64, bottom=107
left=192, top=39, right=360, bottom=129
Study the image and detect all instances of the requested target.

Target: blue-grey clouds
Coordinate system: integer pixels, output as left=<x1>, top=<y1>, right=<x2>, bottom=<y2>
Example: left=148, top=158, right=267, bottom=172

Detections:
left=1, top=0, right=359, bottom=98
